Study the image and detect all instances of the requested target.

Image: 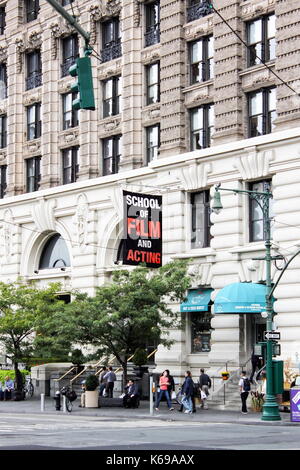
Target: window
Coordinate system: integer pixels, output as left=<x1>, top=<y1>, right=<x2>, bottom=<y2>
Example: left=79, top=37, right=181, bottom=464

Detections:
left=191, top=311, right=212, bottom=353
left=190, top=104, right=214, bottom=150
left=26, top=0, right=39, bottom=23
left=0, top=114, right=7, bottom=148
left=146, top=62, right=160, bottom=105
left=187, top=0, right=212, bottom=23
left=145, top=1, right=160, bottom=47
left=26, top=157, right=41, bottom=192
left=62, top=147, right=79, bottom=184
left=39, top=233, right=71, bottom=269
left=0, top=7, right=6, bottom=35
left=249, top=180, right=274, bottom=242
left=62, top=92, right=79, bottom=129
left=190, top=36, right=214, bottom=84
left=0, top=63, right=7, bottom=99
left=26, top=50, right=42, bottom=90
left=248, top=87, right=276, bottom=137
left=0, top=165, right=6, bottom=198
left=27, top=103, right=41, bottom=140
left=103, top=135, right=122, bottom=176
left=247, top=14, right=275, bottom=67
left=101, top=18, right=121, bottom=63
left=103, top=76, right=121, bottom=118
left=61, top=35, right=79, bottom=78
left=146, top=125, right=160, bottom=163
left=61, top=0, right=74, bottom=5
left=191, top=190, right=211, bottom=249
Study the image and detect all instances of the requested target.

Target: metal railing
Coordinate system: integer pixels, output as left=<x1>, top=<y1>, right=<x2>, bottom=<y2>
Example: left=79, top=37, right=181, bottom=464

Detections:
left=187, top=1, right=213, bottom=23
left=53, top=366, right=77, bottom=383
left=210, top=356, right=252, bottom=404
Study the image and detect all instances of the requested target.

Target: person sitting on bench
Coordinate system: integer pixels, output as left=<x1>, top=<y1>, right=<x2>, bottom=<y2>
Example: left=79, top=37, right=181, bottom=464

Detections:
left=123, top=379, right=139, bottom=408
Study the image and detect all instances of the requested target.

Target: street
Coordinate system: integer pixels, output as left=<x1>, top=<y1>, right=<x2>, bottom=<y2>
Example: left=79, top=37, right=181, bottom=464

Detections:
left=0, top=412, right=299, bottom=451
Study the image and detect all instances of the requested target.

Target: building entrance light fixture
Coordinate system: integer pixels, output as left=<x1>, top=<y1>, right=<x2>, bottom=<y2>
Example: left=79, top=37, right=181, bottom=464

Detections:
left=212, top=183, right=281, bottom=422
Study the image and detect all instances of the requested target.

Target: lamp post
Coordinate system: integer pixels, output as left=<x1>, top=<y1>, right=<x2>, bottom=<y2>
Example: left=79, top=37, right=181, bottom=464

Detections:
left=212, top=183, right=281, bottom=421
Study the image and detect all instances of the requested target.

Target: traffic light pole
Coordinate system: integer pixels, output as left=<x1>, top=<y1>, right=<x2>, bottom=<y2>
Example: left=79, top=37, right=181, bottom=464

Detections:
left=45, top=0, right=90, bottom=47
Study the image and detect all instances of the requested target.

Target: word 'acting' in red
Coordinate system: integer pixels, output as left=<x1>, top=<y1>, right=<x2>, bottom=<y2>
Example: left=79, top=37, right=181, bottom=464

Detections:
left=126, top=250, right=161, bottom=265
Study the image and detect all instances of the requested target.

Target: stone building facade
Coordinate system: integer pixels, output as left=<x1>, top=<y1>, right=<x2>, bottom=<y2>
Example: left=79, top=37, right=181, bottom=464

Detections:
left=0, top=0, right=300, bottom=379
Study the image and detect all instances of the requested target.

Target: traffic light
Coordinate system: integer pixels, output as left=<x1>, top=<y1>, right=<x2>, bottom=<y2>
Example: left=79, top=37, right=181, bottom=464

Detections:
left=69, top=56, right=95, bottom=110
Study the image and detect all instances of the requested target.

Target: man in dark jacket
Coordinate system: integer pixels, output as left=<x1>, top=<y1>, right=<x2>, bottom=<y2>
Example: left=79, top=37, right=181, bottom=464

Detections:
left=199, top=368, right=211, bottom=409
left=123, top=379, right=139, bottom=408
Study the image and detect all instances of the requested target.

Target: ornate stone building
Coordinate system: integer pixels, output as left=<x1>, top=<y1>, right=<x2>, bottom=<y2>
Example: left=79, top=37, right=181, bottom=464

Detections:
left=0, top=0, right=300, bottom=382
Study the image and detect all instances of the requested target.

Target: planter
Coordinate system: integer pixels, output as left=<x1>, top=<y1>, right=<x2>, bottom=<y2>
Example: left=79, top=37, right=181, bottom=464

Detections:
left=85, top=390, right=99, bottom=408
left=221, top=372, right=230, bottom=381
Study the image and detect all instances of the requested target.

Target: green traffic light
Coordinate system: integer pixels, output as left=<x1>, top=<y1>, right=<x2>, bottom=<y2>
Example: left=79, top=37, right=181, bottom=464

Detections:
left=69, top=56, right=95, bottom=110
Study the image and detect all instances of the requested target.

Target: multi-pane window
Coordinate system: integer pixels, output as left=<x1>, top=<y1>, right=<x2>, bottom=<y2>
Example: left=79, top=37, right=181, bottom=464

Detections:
left=26, top=50, right=42, bottom=90
left=190, top=36, right=214, bottom=84
left=62, top=92, right=79, bottom=130
left=103, top=135, right=122, bottom=176
left=146, top=125, right=160, bottom=163
left=103, top=76, right=121, bottom=118
left=62, top=147, right=79, bottom=184
left=191, top=312, right=212, bottom=353
left=0, top=7, right=6, bottom=35
left=145, top=1, right=160, bottom=47
left=187, top=0, right=213, bottom=23
left=0, top=165, right=6, bottom=198
left=0, top=114, right=7, bottom=148
left=27, top=103, right=41, bottom=140
left=247, top=14, right=275, bottom=67
left=0, top=63, right=7, bottom=99
left=190, top=104, right=214, bottom=150
left=146, top=62, right=160, bottom=105
left=26, top=0, right=39, bottom=23
left=101, top=18, right=121, bottom=63
left=249, top=180, right=274, bottom=242
left=248, top=87, right=276, bottom=137
left=61, top=35, right=79, bottom=77
left=191, top=190, right=212, bottom=249
left=26, top=157, right=41, bottom=192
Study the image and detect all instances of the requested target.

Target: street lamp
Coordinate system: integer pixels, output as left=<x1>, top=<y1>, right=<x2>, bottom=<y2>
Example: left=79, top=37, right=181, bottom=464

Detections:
left=212, top=183, right=281, bottom=421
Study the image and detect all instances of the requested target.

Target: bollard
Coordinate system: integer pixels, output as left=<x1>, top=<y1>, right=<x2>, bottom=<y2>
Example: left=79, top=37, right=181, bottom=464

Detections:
left=150, top=375, right=153, bottom=416
left=53, top=390, right=61, bottom=411
left=62, top=395, right=67, bottom=413
left=40, top=393, right=45, bottom=412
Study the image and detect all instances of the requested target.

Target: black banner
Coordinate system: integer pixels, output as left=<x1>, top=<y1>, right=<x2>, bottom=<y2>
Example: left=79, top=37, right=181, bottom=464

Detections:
left=123, top=190, right=162, bottom=268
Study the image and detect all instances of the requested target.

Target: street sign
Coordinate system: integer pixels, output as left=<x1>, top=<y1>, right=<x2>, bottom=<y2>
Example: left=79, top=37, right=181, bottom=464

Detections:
left=264, top=331, right=281, bottom=341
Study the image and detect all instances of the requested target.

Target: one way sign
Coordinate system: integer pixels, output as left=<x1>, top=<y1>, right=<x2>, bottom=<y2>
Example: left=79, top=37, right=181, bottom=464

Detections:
left=264, top=331, right=281, bottom=341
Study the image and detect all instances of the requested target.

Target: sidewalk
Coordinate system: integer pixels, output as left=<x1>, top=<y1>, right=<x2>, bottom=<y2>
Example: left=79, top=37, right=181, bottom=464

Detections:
left=0, top=397, right=296, bottom=426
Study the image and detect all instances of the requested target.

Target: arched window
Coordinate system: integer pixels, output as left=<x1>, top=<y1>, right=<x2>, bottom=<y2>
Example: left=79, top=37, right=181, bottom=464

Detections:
left=39, top=234, right=71, bottom=269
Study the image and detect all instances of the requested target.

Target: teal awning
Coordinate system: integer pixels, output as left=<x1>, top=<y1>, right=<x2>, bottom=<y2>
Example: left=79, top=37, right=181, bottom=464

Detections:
left=214, top=282, right=269, bottom=314
left=180, top=288, right=213, bottom=312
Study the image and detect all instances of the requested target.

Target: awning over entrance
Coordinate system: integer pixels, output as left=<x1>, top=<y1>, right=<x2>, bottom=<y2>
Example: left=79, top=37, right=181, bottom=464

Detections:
left=180, top=288, right=213, bottom=312
left=214, top=282, right=268, bottom=314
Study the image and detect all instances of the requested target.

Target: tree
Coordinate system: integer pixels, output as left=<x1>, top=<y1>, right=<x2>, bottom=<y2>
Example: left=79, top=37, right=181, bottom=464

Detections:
left=62, top=260, right=191, bottom=384
left=0, top=280, right=69, bottom=392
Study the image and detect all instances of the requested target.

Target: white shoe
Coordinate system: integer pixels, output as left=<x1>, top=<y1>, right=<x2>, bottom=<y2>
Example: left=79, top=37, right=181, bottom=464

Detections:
left=184, top=410, right=190, bottom=413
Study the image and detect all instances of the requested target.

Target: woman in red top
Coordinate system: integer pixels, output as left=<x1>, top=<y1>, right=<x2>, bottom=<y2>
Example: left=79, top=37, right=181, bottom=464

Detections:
left=155, top=370, right=174, bottom=411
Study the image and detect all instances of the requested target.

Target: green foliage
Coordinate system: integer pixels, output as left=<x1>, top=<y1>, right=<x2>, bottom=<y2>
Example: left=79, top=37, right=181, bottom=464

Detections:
left=133, top=348, right=148, bottom=367
left=85, top=374, right=99, bottom=391
left=70, top=349, right=85, bottom=365
left=0, top=370, right=29, bottom=386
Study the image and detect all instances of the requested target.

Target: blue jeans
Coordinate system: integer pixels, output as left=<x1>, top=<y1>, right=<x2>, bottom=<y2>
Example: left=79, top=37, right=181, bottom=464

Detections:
left=156, top=389, right=172, bottom=408
left=181, top=395, right=193, bottom=412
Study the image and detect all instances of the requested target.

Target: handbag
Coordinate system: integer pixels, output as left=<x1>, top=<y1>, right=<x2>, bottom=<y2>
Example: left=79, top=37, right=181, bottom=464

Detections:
left=171, top=391, right=176, bottom=400
left=201, top=390, right=207, bottom=400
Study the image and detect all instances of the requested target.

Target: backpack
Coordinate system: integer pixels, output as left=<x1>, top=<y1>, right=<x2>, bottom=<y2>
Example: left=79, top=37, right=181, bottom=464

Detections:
left=243, top=378, right=251, bottom=392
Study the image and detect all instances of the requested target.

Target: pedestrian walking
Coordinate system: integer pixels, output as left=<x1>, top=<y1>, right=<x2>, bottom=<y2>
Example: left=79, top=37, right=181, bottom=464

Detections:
left=181, top=371, right=194, bottom=414
left=165, top=369, right=175, bottom=399
left=155, top=370, right=174, bottom=411
left=239, top=371, right=251, bottom=414
left=103, top=366, right=117, bottom=398
left=198, top=368, right=211, bottom=409
left=99, top=366, right=108, bottom=397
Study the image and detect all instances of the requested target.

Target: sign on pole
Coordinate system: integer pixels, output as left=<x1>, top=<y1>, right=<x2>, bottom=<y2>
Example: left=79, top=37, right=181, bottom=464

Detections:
left=123, top=190, right=162, bottom=268
left=264, top=331, right=281, bottom=341
left=290, top=387, right=300, bottom=422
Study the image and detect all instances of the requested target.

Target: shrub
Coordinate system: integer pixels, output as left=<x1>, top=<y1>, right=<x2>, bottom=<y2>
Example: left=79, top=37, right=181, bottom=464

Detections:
left=0, top=370, right=29, bottom=386
left=133, top=348, right=148, bottom=367
left=85, top=374, right=99, bottom=391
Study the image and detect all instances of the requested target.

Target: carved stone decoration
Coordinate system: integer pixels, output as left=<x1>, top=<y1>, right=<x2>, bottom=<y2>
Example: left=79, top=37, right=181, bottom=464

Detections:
left=73, top=193, right=89, bottom=252
left=110, top=186, right=123, bottom=220
left=26, top=141, right=41, bottom=154
left=133, top=0, right=143, bottom=27
left=23, top=93, right=41, bottom=106
left=31, top=198, right=57, bottom=233
left=233, top=148, right=275, bottom=180
left=63, top=129, right=79, bottom=143
left=107, top=0, right=122, bottom=17
left=187, top=263, right=213, bottom=287
left=180, top=162, right=212, bottom=191
left=27, top=30, right=42, bottom=51
left=2, top=209, right=15, bottom=262
left=50, top=20, right=75, bottom=59
left=89, top=1, right=122, bottom=45
left=15, top=38, right=25, bottom=73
